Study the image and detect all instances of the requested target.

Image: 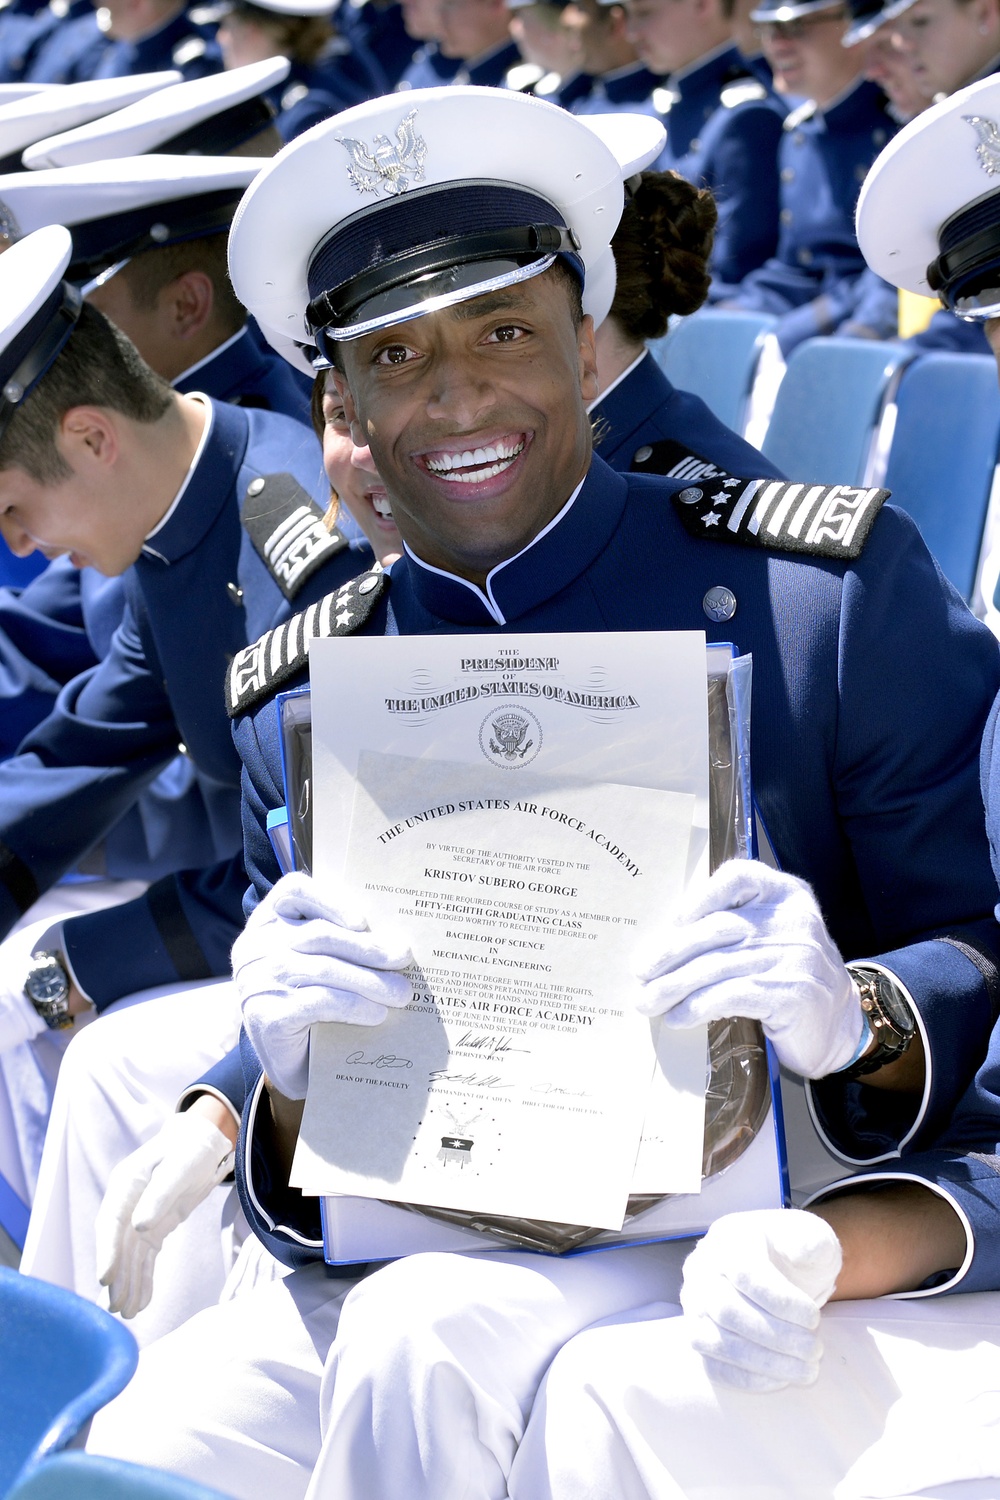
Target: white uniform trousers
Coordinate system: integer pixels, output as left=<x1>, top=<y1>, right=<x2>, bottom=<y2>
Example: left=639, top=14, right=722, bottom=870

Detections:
left=309, top=1239, right=691, bottom=1500
left=85, top=1238, right=689, bottom=1497
left=1, top=878, right=147, bottom=1203
left=86, top=1260, right=359, bottom=1500
left=508, top=1292, right=1000, bottom=1500
left=20, top=979, right=243, bottom=1347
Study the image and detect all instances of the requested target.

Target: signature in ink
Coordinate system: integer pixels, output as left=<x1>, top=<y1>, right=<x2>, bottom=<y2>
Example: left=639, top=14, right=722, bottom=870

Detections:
left=454, top=1031, right=529, bottom=1056
left=345, top=1050, right=413, bottom=1070
left=429, top=1070, right=511, bottom=1090
left=530, top=1083, right=592, bottom=1098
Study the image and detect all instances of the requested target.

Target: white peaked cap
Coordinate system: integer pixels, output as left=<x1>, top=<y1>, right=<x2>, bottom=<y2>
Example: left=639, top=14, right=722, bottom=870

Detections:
left=23, top=57, right=290, bottom=170
left=228, top=86, right=666, bottom=351
left=857, top=73, right=1000, bottom=296
left=0, top=225, right=80, bottom=433
left=0, top=72, right=180, bottom=168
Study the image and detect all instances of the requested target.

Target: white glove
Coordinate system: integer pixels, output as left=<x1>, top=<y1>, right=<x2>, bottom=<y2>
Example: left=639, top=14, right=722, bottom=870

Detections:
left=232, top=871, right=414, bottom=1099
left=680, top=1209, right=843, bottom=1393
left=0, top=917, right=64, bottom=1054
left=96, top=1110, right=236, bottom=1320
left=635, top=861, right=866, bottom=1078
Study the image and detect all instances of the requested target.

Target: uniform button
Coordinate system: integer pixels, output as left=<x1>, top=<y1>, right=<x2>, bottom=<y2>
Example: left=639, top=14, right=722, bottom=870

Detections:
left=678, top=487, right=703, bottom=505
left=781, top=167, right=794, bottom=182
left=873, top=129, right=886, bottom=145
left=689, top=137, right=701, bottom=151
left=855, top=163, right=868, bottom=182
left=780, top=208, right=793, bottom=225
left=792, top=133, right=804, bottom=145
left=634, top=445, right=653, bottom=464
left=798, top=247, right=813, bottom=265
left=703, top=586, right=737, bottom=623
left=358, top=575, right=381, bottom=594
left=227, top=582, right=244, bottom=605
left=247, top=477, right=265, bottom=497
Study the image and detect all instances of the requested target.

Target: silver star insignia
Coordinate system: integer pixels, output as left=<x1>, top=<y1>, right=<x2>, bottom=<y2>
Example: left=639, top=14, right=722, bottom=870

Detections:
left=702, top=512, right=721, bottom=527
left=336, top=609, right=353, bottom=627
left=710, top=490, right=730, bottom=505
left=723, top=478, right=740, bottom=488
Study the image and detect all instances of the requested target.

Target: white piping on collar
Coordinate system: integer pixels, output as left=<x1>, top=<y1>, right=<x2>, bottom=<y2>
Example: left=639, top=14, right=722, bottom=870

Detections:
left=589, top=347, right=648, bottom=411
left=404, top=474, right=587, bottom=626
left=172, top=325, right=248, bottom=388
left=142, top=394, right=213, bottom=556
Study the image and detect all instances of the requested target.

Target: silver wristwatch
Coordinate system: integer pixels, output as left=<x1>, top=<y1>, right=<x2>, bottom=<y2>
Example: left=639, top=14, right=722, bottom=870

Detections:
left=841, top=966, right=915, bottom=1078
left=23, top=952, right=73, bottom=1030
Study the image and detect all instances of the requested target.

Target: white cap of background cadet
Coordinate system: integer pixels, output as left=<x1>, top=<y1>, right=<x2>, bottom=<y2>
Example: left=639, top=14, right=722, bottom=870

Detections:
left=0, top=73, right=180, bottom=173
left=0, top=154, right=268, bottom=286
left=0, top=223, right=80, bottom=439
left=228, top=84, right=666, bottom=367
left=857, top=73, right=1000, bottom=318
left=23, top=57, right=290, bottom=170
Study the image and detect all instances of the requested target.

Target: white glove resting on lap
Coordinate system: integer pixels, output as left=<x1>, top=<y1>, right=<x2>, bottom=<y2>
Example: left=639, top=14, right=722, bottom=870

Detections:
left=96, top=1110, right=236, bottom=1320
left=680, top=1209, right=843, bottom=1393
left=635, top=860, right=867, bottom=1078
left=0, top=917, right=64, bottom=1054
left=232, top=871, right=414, bottom=1099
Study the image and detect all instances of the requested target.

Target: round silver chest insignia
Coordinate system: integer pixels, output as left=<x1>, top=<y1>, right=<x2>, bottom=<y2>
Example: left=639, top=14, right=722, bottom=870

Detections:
left=633, top=445, right=653, bottom=464
left=703, top=586, right=737, bottom=623
left=678, top=487, right=703, bottom=505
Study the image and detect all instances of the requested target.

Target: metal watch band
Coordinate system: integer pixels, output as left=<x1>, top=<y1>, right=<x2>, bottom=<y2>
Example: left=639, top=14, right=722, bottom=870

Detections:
left=840, top=966, right=915, bottom=1078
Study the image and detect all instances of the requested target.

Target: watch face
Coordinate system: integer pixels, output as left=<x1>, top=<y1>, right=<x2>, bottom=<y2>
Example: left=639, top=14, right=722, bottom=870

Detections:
left=29, top=970, right=66, bottom=1004
left=25, top=955, right=69, bottom=1011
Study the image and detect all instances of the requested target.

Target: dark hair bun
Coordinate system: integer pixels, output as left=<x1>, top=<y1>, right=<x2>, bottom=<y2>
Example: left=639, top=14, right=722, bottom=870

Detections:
left=609, top=170, right=718, bottom=340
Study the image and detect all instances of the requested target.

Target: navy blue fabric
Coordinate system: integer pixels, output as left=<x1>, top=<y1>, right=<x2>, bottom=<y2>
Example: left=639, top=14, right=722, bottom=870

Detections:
left=453, top=37, right=520, bottom=87
left=395, top=41, right=460, bottom=92
left=909, top=308, right=991, bottom=355
left=24, top=5, right=219, bottom=84
left=231, top=454, right=1000, bottom=1269
left=336, top=0, right=414, bottom=90
left=719, top=80, right=896, bottom=353
left=0, top=0, right=89, bottom=82
left=569, top=61, right=663, bottom=116
left=655, top=44, right=784, bottom=287
left=268, top=46, right=387, bottom=144
left=592, top=351, right=785, bottom=480
left=0, top=400, right=349, bottom=1007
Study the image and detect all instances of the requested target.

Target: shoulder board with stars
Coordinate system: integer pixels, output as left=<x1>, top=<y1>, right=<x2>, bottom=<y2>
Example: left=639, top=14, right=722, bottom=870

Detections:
left=672, top=476, right=889, bottom=561
left=226, top=568, right=388, bottom=718
left=632, top=438, right=744, bottom=483
left=241, top=472, right=349, bottom=603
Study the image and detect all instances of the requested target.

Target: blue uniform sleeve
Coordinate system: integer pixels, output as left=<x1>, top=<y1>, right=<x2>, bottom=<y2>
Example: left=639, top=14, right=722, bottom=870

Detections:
left=706, top=103, right=783, bottom=287
left=184, top=1042, right=247, bottom=1116
left=61, top=853, right=248, bottom=1009
left=0, top=595, right=183, bottom=936
left=835, top=268, right=899, bottom=341
left=0, top=559, right=97, bottom=757
left=234, top=698, right=289, bottom=919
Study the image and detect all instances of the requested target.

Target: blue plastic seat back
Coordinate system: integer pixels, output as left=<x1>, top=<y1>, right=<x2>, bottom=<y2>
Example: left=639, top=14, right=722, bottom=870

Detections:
left=0, top=1269, right=138, bottom=1495
left=0, top=1169, right=29, bottom=1251
left=8, top=1453, right=232, bottom=1499
left=884, top=352, right=1000, bottom=602
left=649, top=310, right=778, bottom=433
left=760, top=338, right=914, bottom=485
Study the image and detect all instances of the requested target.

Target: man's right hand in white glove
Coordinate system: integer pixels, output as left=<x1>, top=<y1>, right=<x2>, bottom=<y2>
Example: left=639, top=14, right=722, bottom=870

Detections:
left=96, top=1106, right=237, bottom=1320
left=680, top=1209, right=843, bottom=1393
left=232, top=871, right=414, bottom=1100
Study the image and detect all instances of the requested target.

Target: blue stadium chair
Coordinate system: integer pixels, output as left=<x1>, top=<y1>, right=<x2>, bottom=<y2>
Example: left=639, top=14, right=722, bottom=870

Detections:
left=7, top=1453, right=232, bottom=1499
left=0, top=1167, right=29, bottom=1251
left=760, top=337, right=915, bottom=485
left=0, top=1268, right=138, bottom=1496
left=649, top=310, right=779, bottom=434
left=883, top=352, right=1000, bottom=603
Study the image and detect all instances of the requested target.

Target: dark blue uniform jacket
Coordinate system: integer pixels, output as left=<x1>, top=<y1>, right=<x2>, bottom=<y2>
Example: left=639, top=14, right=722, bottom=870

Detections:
left=231, top=455, right=1000, bottom=1282
left=655, top=43, right=784, bottom=287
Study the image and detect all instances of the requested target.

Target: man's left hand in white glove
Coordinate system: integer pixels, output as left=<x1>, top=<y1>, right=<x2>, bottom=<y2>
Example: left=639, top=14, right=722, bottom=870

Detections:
left=96, top=1100, right=237, bottom=1320
left=635, top=861, right=867, bottom=1078
left=680, top=1209, right=843, bottom=1392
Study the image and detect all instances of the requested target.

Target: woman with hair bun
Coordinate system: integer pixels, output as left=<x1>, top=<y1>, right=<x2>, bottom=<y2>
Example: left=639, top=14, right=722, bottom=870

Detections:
left=592, top=169, right=783, bottom=480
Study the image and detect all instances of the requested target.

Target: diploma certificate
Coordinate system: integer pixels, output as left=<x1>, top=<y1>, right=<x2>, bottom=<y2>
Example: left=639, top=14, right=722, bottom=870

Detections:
left=292, top=631, right=713, bottom=1231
